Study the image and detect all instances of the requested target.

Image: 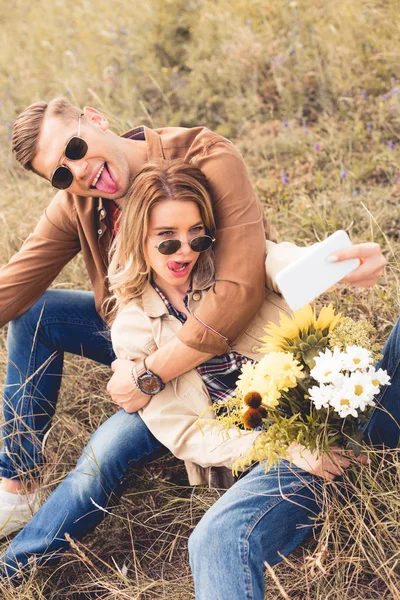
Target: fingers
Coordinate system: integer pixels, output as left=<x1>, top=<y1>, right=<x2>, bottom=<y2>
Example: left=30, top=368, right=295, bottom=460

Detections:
left=341, top=256, right=387, bottom=286
left=355, top=454, right=371, bottom=465
left=329, top=242, right=381, bottom=262
left=315, top=448, right=351, bottom=479
left=332, top=243, right=387, bottom=287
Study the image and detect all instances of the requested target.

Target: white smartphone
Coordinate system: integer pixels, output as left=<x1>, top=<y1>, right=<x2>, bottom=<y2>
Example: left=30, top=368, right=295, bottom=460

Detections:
left=275, top=230, right=360, bottom=310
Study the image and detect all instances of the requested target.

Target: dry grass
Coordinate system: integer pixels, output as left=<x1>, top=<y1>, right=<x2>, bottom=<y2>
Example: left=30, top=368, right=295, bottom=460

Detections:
left=0, top=0, right=400, bottom=597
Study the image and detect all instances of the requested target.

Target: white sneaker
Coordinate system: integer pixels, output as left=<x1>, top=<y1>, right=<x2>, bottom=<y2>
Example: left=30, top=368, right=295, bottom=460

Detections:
left=0, top=492, right=41, bottom=538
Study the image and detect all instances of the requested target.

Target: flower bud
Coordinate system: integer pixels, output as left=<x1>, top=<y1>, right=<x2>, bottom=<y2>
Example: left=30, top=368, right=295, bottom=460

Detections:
left=243, top=391, right=262, bottom=408
left=258, top=406, right=267, bottom=418
left=242, top=408, right=263, bottom=429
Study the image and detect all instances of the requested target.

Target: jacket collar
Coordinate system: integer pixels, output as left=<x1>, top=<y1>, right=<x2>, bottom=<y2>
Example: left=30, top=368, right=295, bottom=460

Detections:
left=141, top=282, right=169, bottom=318
left=121, top=125, right=165, bottom=160
left=141, top=274, right=213, bottom=318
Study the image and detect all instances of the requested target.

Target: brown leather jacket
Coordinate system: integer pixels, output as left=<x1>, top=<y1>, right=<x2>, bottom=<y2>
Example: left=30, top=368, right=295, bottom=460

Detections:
left=0, top=125, right=271, bottom=354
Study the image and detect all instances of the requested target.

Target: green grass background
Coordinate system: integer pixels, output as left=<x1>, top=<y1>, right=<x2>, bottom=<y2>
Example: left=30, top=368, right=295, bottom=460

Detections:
left=0, top=0, right=399, bottom=598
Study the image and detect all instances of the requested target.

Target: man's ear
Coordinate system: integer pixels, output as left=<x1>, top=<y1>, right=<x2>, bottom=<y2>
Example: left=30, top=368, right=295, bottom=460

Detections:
left=83, top=106, right=109, bottom=131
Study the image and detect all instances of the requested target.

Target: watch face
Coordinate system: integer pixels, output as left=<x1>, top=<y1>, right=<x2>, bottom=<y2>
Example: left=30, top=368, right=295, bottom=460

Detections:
left=139, top=373, right=162, bottom=394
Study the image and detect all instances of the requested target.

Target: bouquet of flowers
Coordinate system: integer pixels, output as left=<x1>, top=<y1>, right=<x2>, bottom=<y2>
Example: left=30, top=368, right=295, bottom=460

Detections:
left=216, top=305, right=390, bottom=473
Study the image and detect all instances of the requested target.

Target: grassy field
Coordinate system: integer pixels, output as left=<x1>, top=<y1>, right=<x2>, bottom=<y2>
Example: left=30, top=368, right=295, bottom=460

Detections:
left=0, top=0, right=399, bottom=597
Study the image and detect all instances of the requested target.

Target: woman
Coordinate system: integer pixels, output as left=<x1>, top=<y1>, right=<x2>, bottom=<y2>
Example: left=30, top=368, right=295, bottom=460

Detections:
left=107, top=158, right=290, bottom=483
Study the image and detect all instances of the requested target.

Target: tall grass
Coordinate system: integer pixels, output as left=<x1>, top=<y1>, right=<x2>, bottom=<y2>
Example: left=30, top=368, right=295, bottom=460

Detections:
left=0, top=0, right=399, bottom=597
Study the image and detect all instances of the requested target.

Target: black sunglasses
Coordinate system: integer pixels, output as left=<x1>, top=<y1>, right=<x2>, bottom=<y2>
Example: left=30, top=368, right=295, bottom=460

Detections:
left=50, top=114, right=88, bottom=190
left=148, top=234, right=215, bottom=255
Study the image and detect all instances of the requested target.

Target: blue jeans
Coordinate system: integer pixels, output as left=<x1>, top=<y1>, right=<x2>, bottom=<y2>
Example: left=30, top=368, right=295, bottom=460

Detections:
left=0, top=290, right=164, bottom=576
left=189, top=320, right=400, bottom=600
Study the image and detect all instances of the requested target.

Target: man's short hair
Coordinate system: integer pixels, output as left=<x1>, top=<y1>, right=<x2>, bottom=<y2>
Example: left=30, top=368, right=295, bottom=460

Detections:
left=12, top=97, right=81, bottom=172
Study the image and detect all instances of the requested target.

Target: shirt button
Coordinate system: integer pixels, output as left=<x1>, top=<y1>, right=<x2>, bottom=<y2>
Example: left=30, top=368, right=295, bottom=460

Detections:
left=252, top=345, right=260, bottom=353
left=192, top=292, right=201, bottom=301
left=98, top=229, right=102, bottom=235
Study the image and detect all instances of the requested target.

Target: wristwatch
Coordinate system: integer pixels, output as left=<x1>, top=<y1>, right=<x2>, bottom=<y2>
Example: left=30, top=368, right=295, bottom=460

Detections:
left=132, top=360, right=165, bottom=396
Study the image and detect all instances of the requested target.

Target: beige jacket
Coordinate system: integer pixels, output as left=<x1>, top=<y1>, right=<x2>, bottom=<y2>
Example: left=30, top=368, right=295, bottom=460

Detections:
left=111, top=279, right=291, bottom=485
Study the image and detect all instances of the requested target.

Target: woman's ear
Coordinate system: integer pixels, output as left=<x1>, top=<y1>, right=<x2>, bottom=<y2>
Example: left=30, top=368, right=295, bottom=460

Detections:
left=83, top=106, right=109, bottom=131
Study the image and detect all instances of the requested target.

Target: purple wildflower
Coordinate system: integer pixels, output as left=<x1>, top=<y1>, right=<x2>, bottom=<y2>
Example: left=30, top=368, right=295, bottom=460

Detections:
left=390, top=88, right=398, bottom=95
left=366, top=122, right=372, bottom=131
left=340, top=167, right=347, bottom=179
left=304, top=127, right=309, bottom=135
left=388, top=141, right=394, bottom=150
left=282, top=173, right=290, bottom=184
left=314, top=143, right=320, bottom=151
left=361, top=91, right=367, bottom=99
left=283, top=119, right=288, bottom=128
left=382, top=93, right=388, bottom=100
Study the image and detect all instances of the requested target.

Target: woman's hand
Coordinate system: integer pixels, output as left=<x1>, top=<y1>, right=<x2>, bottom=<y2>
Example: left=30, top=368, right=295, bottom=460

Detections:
left=106, top=359, right=151, bottom=413
left=331, top=242, right=387, bottom=288
left=287, top=444, right=369, bottom=481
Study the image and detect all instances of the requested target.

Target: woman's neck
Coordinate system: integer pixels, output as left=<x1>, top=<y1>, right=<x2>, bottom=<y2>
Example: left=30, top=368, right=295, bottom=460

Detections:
left=154, top=277, right=190, bottom=302
left=153, top=277, right=191, bottom=312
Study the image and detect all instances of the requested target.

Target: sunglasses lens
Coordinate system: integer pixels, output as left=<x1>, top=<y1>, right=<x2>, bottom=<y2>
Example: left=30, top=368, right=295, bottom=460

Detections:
left=51, top=166, right=73, bottom=190
left=65, top=137, right=88, bottom=160
left=190, top=236, right=213, bottom=252
left=158, top=240, right=181, bottom=255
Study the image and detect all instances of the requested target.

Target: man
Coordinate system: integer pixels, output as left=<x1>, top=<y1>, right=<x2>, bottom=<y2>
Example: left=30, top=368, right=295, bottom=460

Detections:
left=0, top=98, right=388, bottom=585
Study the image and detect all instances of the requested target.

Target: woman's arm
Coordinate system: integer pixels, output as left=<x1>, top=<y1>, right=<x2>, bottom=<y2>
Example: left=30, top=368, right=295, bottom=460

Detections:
left=287, top=444, right=370, bottom=481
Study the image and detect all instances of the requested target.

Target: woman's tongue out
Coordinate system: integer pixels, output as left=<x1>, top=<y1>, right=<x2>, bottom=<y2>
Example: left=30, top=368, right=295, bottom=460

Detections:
left=167, top=260, right=191, bottom=278
left=95, top=164, right=118, bottom=194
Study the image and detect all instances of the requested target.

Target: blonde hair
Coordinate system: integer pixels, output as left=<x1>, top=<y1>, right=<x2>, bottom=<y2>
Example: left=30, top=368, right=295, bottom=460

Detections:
left=12, top=97, right=81, bottom=172
left=107, top=160, right=216, bottom=321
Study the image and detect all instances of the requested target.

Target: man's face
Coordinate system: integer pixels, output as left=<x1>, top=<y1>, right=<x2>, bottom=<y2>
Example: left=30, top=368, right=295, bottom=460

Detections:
left=31, top=109, right=133, bottom=199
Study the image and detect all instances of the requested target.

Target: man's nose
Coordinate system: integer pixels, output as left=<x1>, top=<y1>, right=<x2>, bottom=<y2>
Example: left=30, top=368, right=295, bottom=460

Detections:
left=68, top=158, right=89, bottom=181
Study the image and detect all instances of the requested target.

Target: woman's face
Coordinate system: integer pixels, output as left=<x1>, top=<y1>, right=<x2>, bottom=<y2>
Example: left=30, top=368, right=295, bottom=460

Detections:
left=146, top=199, right=206, bottom=289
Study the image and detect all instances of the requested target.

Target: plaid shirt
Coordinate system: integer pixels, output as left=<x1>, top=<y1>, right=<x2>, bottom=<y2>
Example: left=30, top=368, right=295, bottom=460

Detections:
left=151, top=282, right=248, bottom=404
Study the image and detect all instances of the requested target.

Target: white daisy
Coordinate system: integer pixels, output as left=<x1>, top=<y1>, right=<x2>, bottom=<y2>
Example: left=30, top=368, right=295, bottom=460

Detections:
left=340, top=371, right=376, bottom=412
left=308, top=383, right=333, bottom=410
left=343, top=345, right=373, bottom=372
left=368, top=367, right=391, bottom=391
left=310, top=347, right=344, bottom=384
left=328, top=388, right=360, bottom=418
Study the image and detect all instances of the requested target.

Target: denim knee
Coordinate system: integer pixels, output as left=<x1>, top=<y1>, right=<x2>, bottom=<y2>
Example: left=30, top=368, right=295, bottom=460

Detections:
left=188, top=510, right=220, bottom=566
left=7, top=292, right=53, bottom=349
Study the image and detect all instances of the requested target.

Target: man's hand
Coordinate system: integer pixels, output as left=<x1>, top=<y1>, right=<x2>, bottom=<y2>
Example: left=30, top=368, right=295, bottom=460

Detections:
left=330, top=242, right=387, bottom=288
left=287, top=444, right=370, bottom=481
left=106, top=359, right=150, bottom=413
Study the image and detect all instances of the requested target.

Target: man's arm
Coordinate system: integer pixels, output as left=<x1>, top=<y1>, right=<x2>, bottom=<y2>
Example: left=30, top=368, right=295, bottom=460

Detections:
left=108, top=139, right=268, bottom=400
left=0, top=192, right=80, bottom=327
left=145, top=140, right=268, bottom=382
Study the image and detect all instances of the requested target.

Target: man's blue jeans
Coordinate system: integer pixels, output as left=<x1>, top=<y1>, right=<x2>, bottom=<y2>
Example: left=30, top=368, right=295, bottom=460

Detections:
left=0, top=290, right=399, bottom=594
left=0, top=290, right=164, bottom=576
left=189, top=320, right=400, bottom=600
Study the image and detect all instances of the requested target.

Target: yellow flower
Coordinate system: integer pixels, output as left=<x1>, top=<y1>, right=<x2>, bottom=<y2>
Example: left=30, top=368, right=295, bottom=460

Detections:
left=257, top=353, right=304, bottom=388
left=242, top=353, right=304, bottom=408
left=315, top=304, right=342, bottom=332
left=260, top=304, right=342, bottom=369
left=236, top=361, right=256, bottom=395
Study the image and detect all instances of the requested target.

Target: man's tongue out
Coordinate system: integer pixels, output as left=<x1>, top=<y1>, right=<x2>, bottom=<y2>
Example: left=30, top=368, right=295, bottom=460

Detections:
left=95, top=164, right=118, bottom=194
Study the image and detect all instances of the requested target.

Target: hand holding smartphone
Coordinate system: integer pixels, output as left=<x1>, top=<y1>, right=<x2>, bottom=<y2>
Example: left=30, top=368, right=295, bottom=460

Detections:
left=275, top=230, right=360, bottom=310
